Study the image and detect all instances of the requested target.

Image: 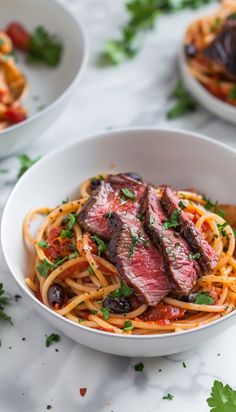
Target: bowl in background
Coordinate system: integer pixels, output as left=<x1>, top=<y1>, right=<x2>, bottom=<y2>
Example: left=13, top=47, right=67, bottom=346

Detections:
left=1, top=128, right=236, bottom=357
left=0, top=0, right=88, bottom=158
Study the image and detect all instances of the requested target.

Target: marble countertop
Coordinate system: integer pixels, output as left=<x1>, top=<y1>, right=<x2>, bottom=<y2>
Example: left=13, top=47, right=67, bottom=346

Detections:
left=0, top=1, right=236, bottom=411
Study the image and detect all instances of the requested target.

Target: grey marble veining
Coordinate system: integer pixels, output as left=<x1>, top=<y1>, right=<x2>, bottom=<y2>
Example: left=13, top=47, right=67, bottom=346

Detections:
left=0, top=0, right=236, bottom=411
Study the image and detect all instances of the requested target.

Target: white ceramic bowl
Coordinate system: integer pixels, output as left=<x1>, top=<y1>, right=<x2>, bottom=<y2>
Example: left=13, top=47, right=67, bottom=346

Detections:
left=0, top=0, right=88, bottom=158
left=1, top=128, right=236, bottom=357
left=179, top=48, right=236, bottom=125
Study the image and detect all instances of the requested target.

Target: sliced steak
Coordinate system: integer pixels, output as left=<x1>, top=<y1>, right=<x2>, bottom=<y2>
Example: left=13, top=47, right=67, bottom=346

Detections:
left=144, top=185, right=200, bottom=296
left=108, top=211, right=171, bottom=306
left=78, top=174, right=146, bottom=240
left=140, top=302, right=185, bottom=322
left=161, top=186, right=218, bottom=273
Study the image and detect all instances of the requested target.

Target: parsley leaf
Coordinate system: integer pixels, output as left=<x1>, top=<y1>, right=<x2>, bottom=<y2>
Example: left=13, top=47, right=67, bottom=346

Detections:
left=229, top=85, right=236, bottom=100
left=29, top=26, right=63, bottom=67
left=207, top=380, right=236, bottom=412
left=121, top=187, right=136, bottom=200
left=101, top=306, right=110, bottom=320
left=179, top=200, right=187, bottom=209
left=194, top=291, right=215, bottom=305
left=91, top=235, right=107, bottom=256
left=134, top=362, right=144, bottom=372
left=163, top=393, right=174, bottom=400
left=217, top=222, right=229, bottom=239
left=167, top=80, right=197, bottom=119
left=182, top=362, right=187, bottom=368
left=45, top=333, right=60, bottom=347
left=37, top=259, right=53, bottom=278
left=123, top=320, right=133, bottom=332
left=0, top=283, right=12, bottom=324
left=17, top=154, right=40, bottom=178
left=60, top=229, right=73, bottom=239
left=189, top=252, right=201, bottom=260
left=67, top=213, right=76, bottom=230
left=110, top=280, right=133, bottom=298
left=38, top=240, right=48, bottom=249
left=203, top=196, right=225, bottom=218
left=163, top=209, right=181, bottom=229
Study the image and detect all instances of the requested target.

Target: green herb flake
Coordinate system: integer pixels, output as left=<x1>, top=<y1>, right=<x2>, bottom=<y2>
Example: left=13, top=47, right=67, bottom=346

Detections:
left=68, top=252, right=79, bottom=260
left=110, top=280, right=133, bottom=298
left=189, top=252, right=201, bottom=260
left=163, top=393, right=174, bottom=400
left=88, top=266, right=95, bottom=275
left=121, top=187, right=136, bottom=200
left=123, top=320, right=133, bottom=332
left=194, top=291, right=215, bottom=305
left=179, top=200, right=187, bottom=209
left=182, top=361, right=187, bottom=368
left=203, top=196, right=225, bottom=218
left=101, top=306, right=110, bottom=321
left=129, top=231, right=144, bottom=257
left=217, top=222, right=229, bottom=239
left=149, top=214, right=155, bottom=228
left=38, top=240, right=48, bottom=249
left=163, top=209, right=181, bottom=230
left=91, top=235, right=107, bottom=256
left=17, top=154, right=40, bottom=178
left=45, top=333, right=60, bottom=347
left=60, top=229, right=73, bottom=239
left=37, top=259, right=53, bottom=278
left=67, top=213, right=76, bottom=230
left=134, top=362, right=144, bottom=372
left=29, top=26, right=63, bottom=67
left=89, top=309, right=98, bottom=315
left=207, top=380, right=236, bottom=411
left=167, top=80, right=197, bottom=119
left=0, top=283, right=12, bottom=324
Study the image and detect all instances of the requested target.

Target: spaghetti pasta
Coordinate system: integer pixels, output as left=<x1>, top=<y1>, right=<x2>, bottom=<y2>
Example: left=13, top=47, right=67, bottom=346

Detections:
left=23, top=175, right=236, bottom=335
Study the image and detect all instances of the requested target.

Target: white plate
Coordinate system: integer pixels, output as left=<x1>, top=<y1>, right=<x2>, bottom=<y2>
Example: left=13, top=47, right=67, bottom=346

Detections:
left=179, top=48, right=236, bottom=125
left=0, top=0, right=88, bottom=158
left=2, top=128, right=236, bottom=357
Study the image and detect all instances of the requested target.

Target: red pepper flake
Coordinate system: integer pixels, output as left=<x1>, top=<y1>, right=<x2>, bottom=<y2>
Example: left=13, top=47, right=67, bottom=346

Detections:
left=79, top=387, right=87, bottom=397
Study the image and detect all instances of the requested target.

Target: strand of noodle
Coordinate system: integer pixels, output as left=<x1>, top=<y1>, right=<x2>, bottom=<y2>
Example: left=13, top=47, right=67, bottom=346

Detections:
left=109, top=318, right=194, bottom=331
left=65, top=313, right=98, bottom=327
left=88, top=314, right=123, bottom=334
left=93, top=255, right=117, bottom=274
left=199, top=275, right=236, bottom=285
left=25, top=277, right=37, bottom=292
left=163, top=297, right=226, bottom=312
left=89, top=275, right=101, bottom=288
left=177, top=191, right=205, bottom=204
left=74, top=224, right=83, bottom=242
left=64, top=278, right=94, bottom=293
left=23, top=208, right=51, bottom=245
left=218, top=286, right=228, bottom=305
left=79, top=179, right=91, bottom=198
left=82, top=233, right=108, bottom=286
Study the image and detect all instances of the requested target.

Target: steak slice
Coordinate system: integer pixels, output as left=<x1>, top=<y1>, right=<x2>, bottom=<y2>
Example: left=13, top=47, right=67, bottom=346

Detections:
left=77, top=174, right=146, bottom=240
left=108, top=211, right=171, bottom=306
left=144, top=186, right=200, bottom=296
left=161, top=186, right=218, bottom=273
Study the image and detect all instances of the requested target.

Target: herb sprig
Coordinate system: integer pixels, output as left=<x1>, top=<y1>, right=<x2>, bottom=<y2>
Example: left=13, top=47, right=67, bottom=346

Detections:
left=0, top=283, right=12, bottom=324
left=207, top=380, right=236, bottom=411
left=29, top=26, right=63, bottom=67
left=17, top=154, right=40, bottom=178
left=194, top=291, right=214, bottom=305
left=163, top=209, right=181, bottom=230
left=45, top=333, right=60, bottom=347
left=167, top=80, right=197, bottom=119
left=91, top=235, right=108, bottom=256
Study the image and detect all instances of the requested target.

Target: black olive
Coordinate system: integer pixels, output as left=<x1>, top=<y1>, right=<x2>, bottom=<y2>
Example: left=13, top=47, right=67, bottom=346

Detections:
left=181, top=292, right=197, bottom=303
left=123, top=172, right=143, bottom=182
left=90, top=178, right=102, bottom=191
left=103, top=296, right=131, bottom=314
left=184, top=44, right=197, bottom=58
left=47, top=283, right=65, bottom=309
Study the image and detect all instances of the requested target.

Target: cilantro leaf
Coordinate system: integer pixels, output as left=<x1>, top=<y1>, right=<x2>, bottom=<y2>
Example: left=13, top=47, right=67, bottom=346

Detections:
left=29, top=26, right=63, bottom=67
left=45, top=333, right=60, bottom=347
left=121, top=187, right=136, bottom=200
left=110, top=280, right=133, bottom=298
left=189, top=252, right=201, bottom=260
left=163, top=393, right=174, bottom=400
left=167, top=80, right=197, bottom=119
left=60, top=229, right=73, bottom=239
left=194, top=291, right=214, bottom=305
left=123, top=320, right=133, bottom=332
left=134, top=362, right=144, bottom=372
left=101, top=306, right=110, bottom=320
left=91, top=235, right=107, bottom=256
left=0, top=283, right=12, bottom=324
left=17, top=154, right=40, bottom=178
left=207, top=380, right=236, bottom=412
left=38, top=240, right=48, bottom=249
left=37, top=259, right=53, bottom=278
left=67, top=213, right=76, bottom=230
left=163, top=209, right=181, bottom=229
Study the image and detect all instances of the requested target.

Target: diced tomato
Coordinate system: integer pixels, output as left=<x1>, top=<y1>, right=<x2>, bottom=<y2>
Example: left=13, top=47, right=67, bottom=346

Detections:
left=4, top=106, right=27, bottom=124
left=79, top=387, right=87, bottom=397
left=6, top=22, right=30, bottom=51
left=45, top=246, right=60, bottom=261
left=140, top=302, right=185, bottom=322
left=47, top=227, right=61, bottom=243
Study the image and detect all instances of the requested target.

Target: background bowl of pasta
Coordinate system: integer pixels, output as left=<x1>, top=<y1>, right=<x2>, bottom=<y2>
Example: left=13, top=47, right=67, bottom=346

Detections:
left=2, top=128, right=236, bottom=357
left=0, top=0, right=88, bottom=158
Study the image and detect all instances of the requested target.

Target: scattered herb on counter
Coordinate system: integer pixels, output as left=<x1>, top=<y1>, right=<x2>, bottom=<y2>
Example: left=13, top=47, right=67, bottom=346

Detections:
left=110, top=280, right=133, bottom=298
left=101, top=306, right=110, bottom=320
left=163, top=393, right=174, bottom=400
left=189, top=252, right=201, bottom=260
left=29, top=26, right=63, bottom=67
left=38, top=240, right=48, bottom=249
left=102, top=0, right=215, bottom=65
left=182, top=361, right=187, bottom=368
left=121, top=187, right=136, bottom=200
left=0, top=283, right=12, bottom=324
left=46, top=406, right=52, bottom=410
left=91, top=235, right=108, bottom=256
left=45, top=333, right=60, bottom=347
left=17, top=154, right=41, bottom=178
left=134, top=362, right=144, bottom=372
left=167, top=80, right=197, bottom=119
left=194, top=291, right=214, bottom=305
left=163, top=209, right=181, bottom=230
left=123, top=320, right=133, bottom=332
left=207, top=380, right=236, bottom=411
left=0, top=169, right=8, bottom=174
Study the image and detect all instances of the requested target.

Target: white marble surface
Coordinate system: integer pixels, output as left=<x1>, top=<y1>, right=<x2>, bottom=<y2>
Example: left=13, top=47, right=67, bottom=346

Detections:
left=0, top=0, right=236, bottom=411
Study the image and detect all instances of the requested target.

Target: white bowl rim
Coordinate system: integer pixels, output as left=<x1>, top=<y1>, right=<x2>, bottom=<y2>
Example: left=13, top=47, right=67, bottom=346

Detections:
left=0, top=0, right=89, bottom=139
left=179, top=47, right=236, bottom=118
left=2, top=126, right=236, bottom=340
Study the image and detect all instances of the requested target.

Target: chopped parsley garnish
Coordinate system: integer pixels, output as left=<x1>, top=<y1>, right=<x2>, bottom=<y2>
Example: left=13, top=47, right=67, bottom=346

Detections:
left=121, top=187, right=136, bottom=200
left=101, top=306, right=110, bottom=320
left=60, top=229, right=73, bottom=239
left=0, top=283, right=12, bottom=324
left=37, top=256, right=68, bottom=278
left=207, top=380, right=236, bottom=411
left=134, top=362, right=144, bottom=372
left=203, top=196, right=225, bottom=218
left=217, top=222, right=229, bottom=239
left=167, top=80, right=197, bottom=119
left=29, top=26, right=63, bottom=67
left=45, top=333, right=60, bottom=347
left=129, top=231, right=144, bottom=257
left=91, top=235, right=107, bottom=256
left=67, top=213, right=76, bottom=230
left=189, top=252, right=201, bottom=260
left=68, top=252, right=79, bottom=260
left=179, top=200, right=187, bottom=209
left=149, top=214, right=155, bottom=228
left=194, top=291, right=214, bottom=305
left=17, top=154, right=40, bottom=178
left=163, top=393, right=174, bottom=400
left=123, top=320, right=133, bottom=332
left=38, top=240, right=48, bottom=249
left=229, top=85, right=236, bottom=100
left=163, top=209, right=181, bottom=230
left=110, top=280, right=133, bottom=298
